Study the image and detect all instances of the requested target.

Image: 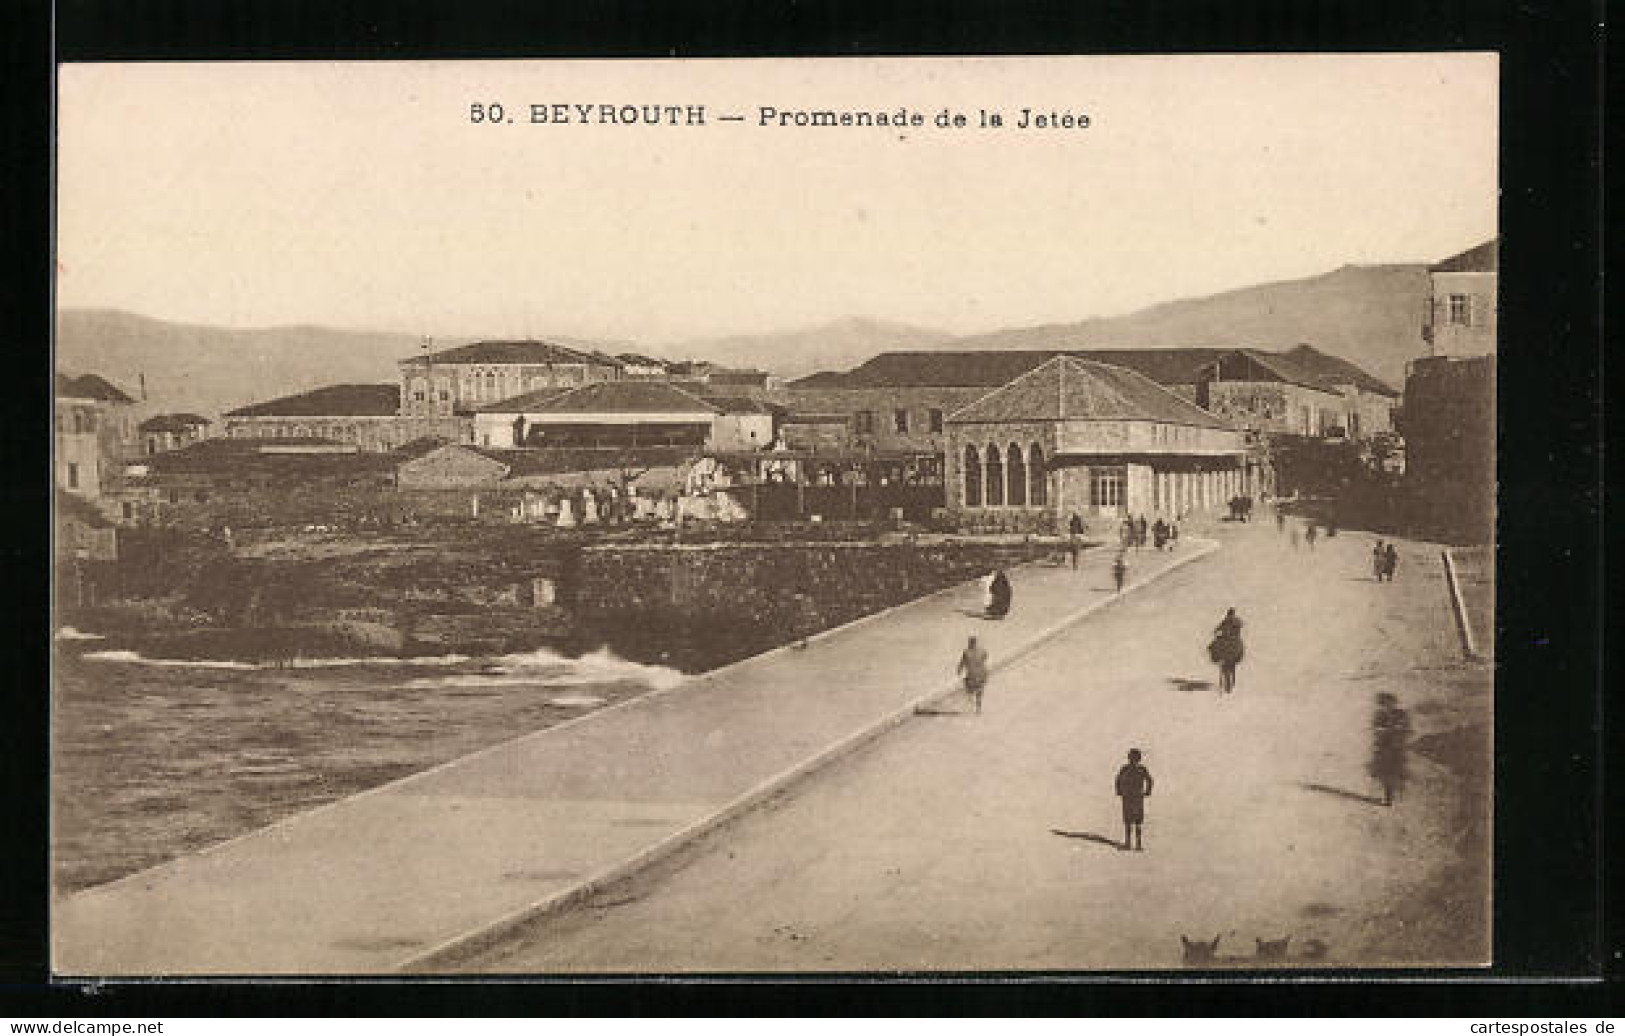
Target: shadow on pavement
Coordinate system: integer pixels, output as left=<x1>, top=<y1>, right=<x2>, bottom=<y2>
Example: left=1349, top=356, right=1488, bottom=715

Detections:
left=1050, top=829, right=1122, bottom=849
left=1168, top=677, right=1215, bottom=693
left=1300, top=782, right=1387, bottom=807
left=913, top=706, right=971, bottom=717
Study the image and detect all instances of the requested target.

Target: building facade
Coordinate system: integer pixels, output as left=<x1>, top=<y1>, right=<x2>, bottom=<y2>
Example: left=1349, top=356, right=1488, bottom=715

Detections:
left=55, top=373, right=138, bottom=500
left=473, top=381, right=776, bottom=452
left=397, top=340, right=623, bottom=420
left=138, top=413, right=212, bottom=456
left=223, top=384, right=463, bottom=451
left=1422, top=240, right=1497, bottom=358
left=945, top=357, right=1248, bottom=532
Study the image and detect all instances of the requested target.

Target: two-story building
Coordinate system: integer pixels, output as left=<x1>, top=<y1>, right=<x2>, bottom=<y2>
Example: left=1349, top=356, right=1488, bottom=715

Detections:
left=396, top=340, right=624, bottom=426
left=55, top=373, right=138, bottom=500
left=138, top=413, right=212, bottom=456
left=945, top=356, right=1248, bottom=532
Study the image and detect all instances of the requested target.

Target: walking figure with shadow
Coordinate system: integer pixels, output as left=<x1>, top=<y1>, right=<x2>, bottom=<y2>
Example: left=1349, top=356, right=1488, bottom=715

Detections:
left=1115, top=748, right=1154, bottom=851
left=1208, top=607, right=1245, bottom=694
left=1368, top=692, right=1411, bottom=805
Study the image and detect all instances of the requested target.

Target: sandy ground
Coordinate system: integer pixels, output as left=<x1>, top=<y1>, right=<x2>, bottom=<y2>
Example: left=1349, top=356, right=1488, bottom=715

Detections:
left=461, top=517, right=1491, bottom=972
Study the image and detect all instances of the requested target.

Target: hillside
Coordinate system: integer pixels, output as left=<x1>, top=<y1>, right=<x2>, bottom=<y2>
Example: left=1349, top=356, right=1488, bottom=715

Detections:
left=947, top=264, right=1431, bottom=386
left=56, top=264, right=1432, bottom=418
left=54, top=309, right=458, bottom=420
left=666, top=317, right=953, bottom=379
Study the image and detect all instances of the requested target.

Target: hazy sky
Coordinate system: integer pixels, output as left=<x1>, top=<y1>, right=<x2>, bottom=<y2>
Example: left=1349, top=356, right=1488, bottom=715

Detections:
left=57, top=55, right=1497, bottom=343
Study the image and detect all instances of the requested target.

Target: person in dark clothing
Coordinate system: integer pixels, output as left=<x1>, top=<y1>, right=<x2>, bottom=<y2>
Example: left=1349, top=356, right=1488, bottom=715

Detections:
left=1069, top=513, right=1085, bottom=538
left=1152, top=518, right=1169, bottom=551
left=1115, top=748, right=1155, bottom=850
left=1304, top=522, right=1318, bottom=551
left=1135, top=515, right=1149, bottom=550
left=1112, top=552, right=1128, bottom=593
left=986, top=569, right=1012, bottom=618
left=1372, top=541, right=1387, bottom=582
left=1209, top=607, right=1245, bottom=693
left=1383, top=543, right=1399, bottom=582
left=1369, top=692, right=1411, bottom=805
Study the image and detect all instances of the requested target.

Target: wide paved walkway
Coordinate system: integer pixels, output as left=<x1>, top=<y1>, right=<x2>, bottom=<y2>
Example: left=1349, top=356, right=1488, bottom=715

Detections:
left=54, top=534, right=1213, bottom=975
left=459, top=520, right=1491, bottom=972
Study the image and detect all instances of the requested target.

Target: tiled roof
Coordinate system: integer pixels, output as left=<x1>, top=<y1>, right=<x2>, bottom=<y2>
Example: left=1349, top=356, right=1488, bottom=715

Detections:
left=57, top=373, right=136, bottom=403
left=407, top=340, right=613, bottom=367
left=225, top=384, right=401, bottom=418
left=482, top=381, right=719, bottom=416
left=474, top=387, right=573, bottom=413
left=1430, top=239, right=1497, bottom=273
left=616, top=352, right=671, bottom=368
left=139, top=413, right=212, bottom=433
left=453, top=444, right=697, bottom=477
left=791, top=348, right=1232, bottom=390
left=948, top=356, right=1235, bottom=430
left=144, top=438, right=395, bottom=475
left=1280, top=344, right=1398, bottom=396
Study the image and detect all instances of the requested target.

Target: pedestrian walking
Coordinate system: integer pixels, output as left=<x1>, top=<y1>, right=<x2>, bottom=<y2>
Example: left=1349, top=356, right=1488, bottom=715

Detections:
left=957, top=635, right=990, bottom=714
left=1115, top=748, right=1155, bottom=851
left=1112, top=552, right=1128, bottom=593
left=1135, top=515, right=1149, bottom=551
left=1066, top=535, right=1082, bottom=570
left=986, top=569, right=1012, bottom=619
left=1069, top=513, right=1085, bottom=538
left=1120, top=518, right=1135, bottom=551
left=1208, top=607, right=1245, bottom=694
left=1383, top=543, right=1399, bottom=582
left=1304, top=523, right=1318, bottom=551
left=1372, top=541, right=1387, bottom=582
left=1152, top=518, right=1169, bottom=551
left=1368, top=692, right=1411, bottom=805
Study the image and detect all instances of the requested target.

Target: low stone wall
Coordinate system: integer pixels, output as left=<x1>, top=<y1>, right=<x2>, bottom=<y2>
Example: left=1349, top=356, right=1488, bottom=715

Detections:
left=570, top=538, right=1065, bottom=671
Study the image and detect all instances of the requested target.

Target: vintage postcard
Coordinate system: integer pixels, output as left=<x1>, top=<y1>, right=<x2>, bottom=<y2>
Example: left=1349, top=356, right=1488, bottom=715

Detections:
left=52, top=54, right=1497, bottom=975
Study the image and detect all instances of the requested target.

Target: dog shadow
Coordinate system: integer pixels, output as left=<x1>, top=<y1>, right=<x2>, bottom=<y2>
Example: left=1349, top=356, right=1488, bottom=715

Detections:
left=1168, top=677, right=1215, bottom=693
left=1050, top=829, right=1122, bottom=849
left=1300, top=782, right=1387, bottom=807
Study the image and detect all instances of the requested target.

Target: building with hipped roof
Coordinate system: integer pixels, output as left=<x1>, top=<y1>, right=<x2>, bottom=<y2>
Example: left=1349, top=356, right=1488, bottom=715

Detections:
left=55, top=372, right=138, bottom=501
left=221, top=383, right=467, bottom=451
left=1422, top=239, right=1497, bottom=358
left=945, top=356, right=1249, bottom=531
left=472, top=381, right=777, bottom=452
left=138, top=413, right=212, bottom=455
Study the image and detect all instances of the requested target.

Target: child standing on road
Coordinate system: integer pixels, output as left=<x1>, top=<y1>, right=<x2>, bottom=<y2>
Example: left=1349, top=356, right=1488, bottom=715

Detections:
left=1115, top=748, right=1155, bottom=851
left=1112, top=553, right=1128, bottom=593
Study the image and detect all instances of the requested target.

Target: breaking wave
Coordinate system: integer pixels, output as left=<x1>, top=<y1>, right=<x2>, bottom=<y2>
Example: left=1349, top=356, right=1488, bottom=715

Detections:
left=81, top=650, right=471, bottom=670
left=81, top=650, right=256, bottom=670
left=406, top=646, right=686, bottom=692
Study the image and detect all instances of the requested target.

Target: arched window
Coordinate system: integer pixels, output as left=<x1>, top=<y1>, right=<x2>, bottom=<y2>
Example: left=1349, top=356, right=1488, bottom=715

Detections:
left=1030, top=444, right=1047, bottom=505
left=1007, top=444, right=1027, bottom=506
left=963, top=445, right=982, bottom=507
left=985, top=444, right=1005, bottom=506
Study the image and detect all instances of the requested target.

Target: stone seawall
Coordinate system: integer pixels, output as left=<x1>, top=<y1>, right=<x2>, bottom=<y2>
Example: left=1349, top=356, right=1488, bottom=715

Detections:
left=569, top=538, right=1065, bottom=671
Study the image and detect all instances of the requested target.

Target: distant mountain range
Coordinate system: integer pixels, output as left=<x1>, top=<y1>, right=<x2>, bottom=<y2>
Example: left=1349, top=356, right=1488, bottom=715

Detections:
left=56, top=263, right=1432, bottom=418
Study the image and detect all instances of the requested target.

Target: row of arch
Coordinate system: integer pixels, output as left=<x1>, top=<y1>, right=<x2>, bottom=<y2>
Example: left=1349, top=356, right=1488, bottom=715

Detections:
left=963, top=443, right=1048, bottom=508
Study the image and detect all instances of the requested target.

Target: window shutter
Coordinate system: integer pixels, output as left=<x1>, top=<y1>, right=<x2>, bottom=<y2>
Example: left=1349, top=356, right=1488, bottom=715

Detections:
left=1469, top=293, right=1488, bottom=329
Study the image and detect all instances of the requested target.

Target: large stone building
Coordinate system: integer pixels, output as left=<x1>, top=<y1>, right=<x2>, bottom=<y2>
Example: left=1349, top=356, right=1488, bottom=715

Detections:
left=783, top=344, right=1393, bottom=455
left=221, top=384, right=447, bottom=451
left=1422, top=239, right=1497, bottom=358
left=397, top=340, right=623, bottom=421
left=945, top=356, right=1248, bottom=532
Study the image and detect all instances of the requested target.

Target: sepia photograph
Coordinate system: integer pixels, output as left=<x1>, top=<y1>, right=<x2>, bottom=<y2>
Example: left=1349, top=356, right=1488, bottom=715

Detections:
left=51, top=54, right=1498, bottom=976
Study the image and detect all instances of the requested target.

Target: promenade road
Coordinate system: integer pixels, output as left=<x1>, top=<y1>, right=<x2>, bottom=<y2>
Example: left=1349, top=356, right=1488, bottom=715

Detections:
left=463, top=518, right=1492, bottom=971
left=55, top=532, right=1206, bottom=975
